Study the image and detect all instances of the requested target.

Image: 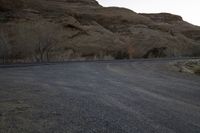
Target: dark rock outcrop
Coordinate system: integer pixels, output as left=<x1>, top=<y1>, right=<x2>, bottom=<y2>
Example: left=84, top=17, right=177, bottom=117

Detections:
left=143, top=47, right=167, bottom=58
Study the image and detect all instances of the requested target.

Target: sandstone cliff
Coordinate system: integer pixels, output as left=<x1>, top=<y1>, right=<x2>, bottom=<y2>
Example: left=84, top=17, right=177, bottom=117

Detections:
left=0, top=0, right=200, bottom=63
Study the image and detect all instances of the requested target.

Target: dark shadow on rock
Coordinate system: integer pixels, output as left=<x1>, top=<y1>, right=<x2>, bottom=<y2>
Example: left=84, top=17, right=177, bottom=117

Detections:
left=143, top=47, right=167, bottom=58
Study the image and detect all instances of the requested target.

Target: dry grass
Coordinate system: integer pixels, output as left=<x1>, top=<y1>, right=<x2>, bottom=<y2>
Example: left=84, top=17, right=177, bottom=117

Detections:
left=174, top=59, right=200, bottom=75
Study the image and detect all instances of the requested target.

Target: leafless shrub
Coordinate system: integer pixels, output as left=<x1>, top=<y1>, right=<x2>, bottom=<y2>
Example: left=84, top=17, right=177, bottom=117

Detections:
left=7, top=21, right=65, bottom=63
left=0, top=30, right=11, bottom=64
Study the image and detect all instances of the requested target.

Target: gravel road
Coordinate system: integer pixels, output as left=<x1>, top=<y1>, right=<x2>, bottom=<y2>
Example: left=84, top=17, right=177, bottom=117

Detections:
left=0, top=60, right=200, bottom=133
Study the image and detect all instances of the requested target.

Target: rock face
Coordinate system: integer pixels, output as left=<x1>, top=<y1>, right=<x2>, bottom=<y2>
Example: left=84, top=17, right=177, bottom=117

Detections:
left=0, top=0, right=200, bottom=62
left=140, top=13, right=183, bottom=23
left=0, top=0, right=24, bottom=11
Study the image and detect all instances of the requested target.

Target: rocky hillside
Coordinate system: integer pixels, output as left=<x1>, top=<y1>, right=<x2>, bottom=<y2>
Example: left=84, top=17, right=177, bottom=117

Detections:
left=0, top=0, right=200, bottom=63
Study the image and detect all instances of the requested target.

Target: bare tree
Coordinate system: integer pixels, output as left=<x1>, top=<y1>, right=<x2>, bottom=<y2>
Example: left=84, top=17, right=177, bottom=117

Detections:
left=13, top=21, right=63, bottom=63
left=0, top=21, right=65, bottom=63
left=32, top=22, right=63, bottom=62
left=34, top=31, right=56, bottom=62
left=7, top=22, right=36, bottom=63
left=0, top=30, right=10, bottom=64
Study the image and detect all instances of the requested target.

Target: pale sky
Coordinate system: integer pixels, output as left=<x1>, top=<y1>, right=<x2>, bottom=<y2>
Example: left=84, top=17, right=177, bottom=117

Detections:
left=97, top=0, right=200, bottom=26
